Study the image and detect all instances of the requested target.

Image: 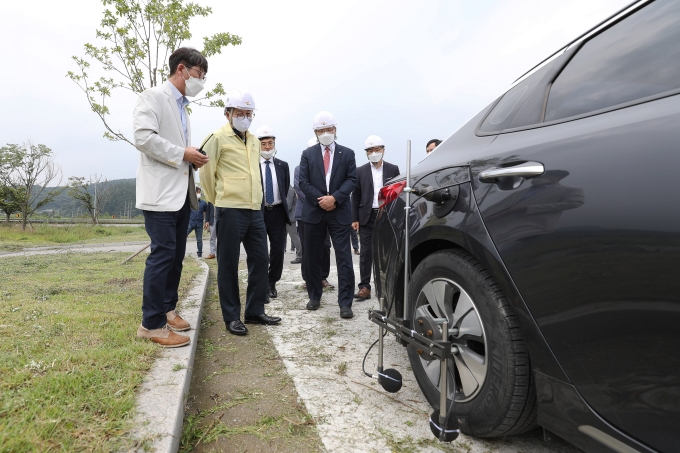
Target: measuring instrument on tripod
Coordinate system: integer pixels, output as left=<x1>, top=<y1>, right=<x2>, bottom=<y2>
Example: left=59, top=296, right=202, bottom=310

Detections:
left=363, top=140, right=460, bottom=443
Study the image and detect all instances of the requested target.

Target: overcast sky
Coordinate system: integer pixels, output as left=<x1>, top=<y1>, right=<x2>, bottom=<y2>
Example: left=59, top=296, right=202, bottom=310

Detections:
left=2, top=0, right=630, bottom=183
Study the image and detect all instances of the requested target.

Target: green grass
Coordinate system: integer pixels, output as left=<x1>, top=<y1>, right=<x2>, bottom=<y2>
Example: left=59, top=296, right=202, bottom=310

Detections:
left=0, top=223, right=149, bottom=252
left=0, top=252, right=201, bottom=452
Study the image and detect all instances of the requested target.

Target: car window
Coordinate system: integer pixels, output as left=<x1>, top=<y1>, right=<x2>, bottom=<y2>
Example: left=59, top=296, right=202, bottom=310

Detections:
left=545, top=0, right=680, bottom=122
left=479, top=59, right=556, bottom=133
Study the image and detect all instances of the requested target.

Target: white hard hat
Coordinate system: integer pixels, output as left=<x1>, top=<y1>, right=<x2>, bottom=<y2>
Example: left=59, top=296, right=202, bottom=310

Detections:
left=256, top=125, right=275, bottom=139
left=364, top=135, right=384, bottom=150
left=307, top=136, right=318, bottom=147
left=225, top=89, right=256, bottom=110
left=312, top=111, right=337, bottom=130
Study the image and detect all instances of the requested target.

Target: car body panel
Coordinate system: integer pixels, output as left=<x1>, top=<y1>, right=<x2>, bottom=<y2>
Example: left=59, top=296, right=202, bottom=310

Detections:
left=471, top=94, right=680, bottom=452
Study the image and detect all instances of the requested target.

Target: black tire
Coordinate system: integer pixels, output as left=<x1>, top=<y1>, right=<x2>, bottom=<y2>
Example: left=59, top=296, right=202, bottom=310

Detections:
left=407, top=249, right=537, bottom=437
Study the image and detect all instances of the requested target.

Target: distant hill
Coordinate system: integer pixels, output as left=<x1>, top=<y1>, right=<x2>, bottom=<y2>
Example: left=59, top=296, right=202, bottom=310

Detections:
left=39, top=178, right=140, bottom=218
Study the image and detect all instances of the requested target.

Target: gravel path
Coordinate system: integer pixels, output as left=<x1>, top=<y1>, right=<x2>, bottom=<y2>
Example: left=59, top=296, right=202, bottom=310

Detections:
left=265, top=251, right=582, bottom=453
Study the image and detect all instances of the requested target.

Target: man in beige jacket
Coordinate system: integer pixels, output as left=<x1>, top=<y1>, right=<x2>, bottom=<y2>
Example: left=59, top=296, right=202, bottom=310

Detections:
left=132, top=47, right=209, bottom=347
left=199, top=90, right=281, bottom=336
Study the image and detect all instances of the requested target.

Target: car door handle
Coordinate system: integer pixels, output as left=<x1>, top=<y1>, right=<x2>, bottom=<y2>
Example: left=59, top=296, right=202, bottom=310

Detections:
left=479, top=161, right=545, bottom=183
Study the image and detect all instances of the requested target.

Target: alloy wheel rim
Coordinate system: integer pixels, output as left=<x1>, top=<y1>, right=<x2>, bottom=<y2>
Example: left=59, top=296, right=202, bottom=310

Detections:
left=415, top=277, right=488, bottom=402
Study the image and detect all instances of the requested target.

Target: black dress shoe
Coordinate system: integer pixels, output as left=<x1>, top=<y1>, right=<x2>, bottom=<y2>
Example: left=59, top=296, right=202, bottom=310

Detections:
left=340, top=306, right=354, bottom=319
left=244, top=313, right=282, bottom=325
left=268, top=287, right=278, bottom=298
left=227, top=320, right=248, bottom=336
left=306, top=299, right=320, bottom=310
left=290, top=257, right=302, bottom=264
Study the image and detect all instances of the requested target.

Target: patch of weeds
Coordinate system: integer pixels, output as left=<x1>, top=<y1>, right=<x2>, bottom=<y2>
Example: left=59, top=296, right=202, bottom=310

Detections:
left=405, top=420, right=414, bottom=427
left=200, top=338, right=226, bottom=358
left=173, top=364, right=187, bottom=372
left=180, top=391, right=267, bottom=450
left=322, top=328, right=336, bottom=338
left=322, top=316, right=336, bottom=324
left=287, top=413, right=316, bottom=437
left=336, top=362, right=347, bottom=376
left=379, top=428, right=457, bottom=453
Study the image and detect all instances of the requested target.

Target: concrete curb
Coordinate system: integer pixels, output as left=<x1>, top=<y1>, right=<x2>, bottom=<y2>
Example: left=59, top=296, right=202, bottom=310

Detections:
left=128, top=257, right=211, bottom=452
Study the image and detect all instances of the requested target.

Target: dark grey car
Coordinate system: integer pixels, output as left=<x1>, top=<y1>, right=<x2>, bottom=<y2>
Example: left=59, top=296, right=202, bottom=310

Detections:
left=372, top=1, right=680, bottom=451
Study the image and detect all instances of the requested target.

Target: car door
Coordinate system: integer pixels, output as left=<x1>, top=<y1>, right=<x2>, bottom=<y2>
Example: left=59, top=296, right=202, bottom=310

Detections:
left=471, top=1, right=680, bottom=451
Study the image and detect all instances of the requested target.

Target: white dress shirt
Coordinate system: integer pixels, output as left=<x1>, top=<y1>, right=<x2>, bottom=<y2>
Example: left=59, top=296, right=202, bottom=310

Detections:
left=371, top=163, right=384, bottom=208
left=260, top=156, right=281, bottom=205
left=321, top=142, right=336, bottom=193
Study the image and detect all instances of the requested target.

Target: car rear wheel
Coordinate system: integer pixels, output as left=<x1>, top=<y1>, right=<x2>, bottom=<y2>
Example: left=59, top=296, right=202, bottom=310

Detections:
left=407, top=249, right=537, bottom=437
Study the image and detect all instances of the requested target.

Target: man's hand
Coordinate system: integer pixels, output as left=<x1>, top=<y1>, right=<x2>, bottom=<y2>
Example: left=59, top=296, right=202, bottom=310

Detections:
left=184, top=147, right=209, bottom=168
left=352, top=222, right=359, bottom=231
left=204, top=222, right=210, bottom=231
left=318, top=195, right=336, bottom=211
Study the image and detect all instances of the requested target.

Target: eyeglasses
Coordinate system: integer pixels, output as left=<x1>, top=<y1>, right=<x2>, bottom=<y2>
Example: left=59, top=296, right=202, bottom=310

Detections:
left=366, top=147, right=384, bottom=154
left=186, top=66, right=206, bottom=81
left=234, top=112, right=255, bottom=120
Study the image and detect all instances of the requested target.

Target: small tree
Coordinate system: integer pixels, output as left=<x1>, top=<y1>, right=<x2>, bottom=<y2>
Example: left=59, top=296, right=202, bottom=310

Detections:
left=0, top=142, right=65, bottom=230
left=0, top=186, right=24, bottom=222
left=67, top=0, right=242, bottom=145
left=68, top=175, right=115, bottom=224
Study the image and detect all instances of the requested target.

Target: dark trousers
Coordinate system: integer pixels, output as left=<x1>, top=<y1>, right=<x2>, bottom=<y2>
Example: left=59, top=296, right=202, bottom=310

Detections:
left=216, top=208, right=268, bottom=323
left=298, top=220, right=331, bottom=281
left=350, top=228, right=359, bottom=251
left=187, top=221, right=204, bottom=255
left=303, top=212, right=355, bottom=306
left=358, top=210, right=378, bottom=290
left=142, top=197, right=191, bottom=329
left=263, top=205, right=287, bottom=289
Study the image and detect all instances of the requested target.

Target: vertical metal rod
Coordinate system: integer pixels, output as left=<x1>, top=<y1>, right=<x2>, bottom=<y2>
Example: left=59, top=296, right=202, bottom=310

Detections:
left=377, top=297, right=385, bottom=373
left=404, top=140, right=412, bottom=317
left=439, top=319, right=449, bottom=423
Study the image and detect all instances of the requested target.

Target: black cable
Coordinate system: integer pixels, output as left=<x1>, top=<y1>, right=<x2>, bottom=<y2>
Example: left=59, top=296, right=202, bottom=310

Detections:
left=361, top=331, right=386, bottom=378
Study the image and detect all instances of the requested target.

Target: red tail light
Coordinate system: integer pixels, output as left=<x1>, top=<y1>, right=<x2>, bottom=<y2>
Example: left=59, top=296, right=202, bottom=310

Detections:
left=378, top=181, right=407, bottom=208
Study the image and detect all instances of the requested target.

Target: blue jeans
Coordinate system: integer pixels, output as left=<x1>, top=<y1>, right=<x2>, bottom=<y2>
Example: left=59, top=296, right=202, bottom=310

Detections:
left=187, top=221, right=203, bottom=255
left=142, top=197, right=191, bottom=329
left=216, top=208, right=269, bottom=323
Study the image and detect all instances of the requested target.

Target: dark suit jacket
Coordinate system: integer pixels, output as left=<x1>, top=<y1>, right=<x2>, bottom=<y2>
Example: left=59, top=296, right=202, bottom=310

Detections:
left=299, top=144, right=357, bottom=225
left=352, top=161, right=400, bottom=225
left=260, top=157, right=292, bottom=225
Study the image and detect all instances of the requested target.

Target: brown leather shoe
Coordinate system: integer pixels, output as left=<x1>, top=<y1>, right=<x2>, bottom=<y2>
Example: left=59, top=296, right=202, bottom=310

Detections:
left=354, top=287, right=371, bottom=300
left=205, top=254, right=216, bottom=259
left=136, top=324, right=190, bottom=348
left=321, top=279, right=335, bottom=289
left=166, top=310, right=191, bottom=332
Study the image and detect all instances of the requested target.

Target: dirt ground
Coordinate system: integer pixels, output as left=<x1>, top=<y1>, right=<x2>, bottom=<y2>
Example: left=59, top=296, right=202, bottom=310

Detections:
left=183, top=248, right=582, bottom=453
left=181, top=260, right=323, bottom=453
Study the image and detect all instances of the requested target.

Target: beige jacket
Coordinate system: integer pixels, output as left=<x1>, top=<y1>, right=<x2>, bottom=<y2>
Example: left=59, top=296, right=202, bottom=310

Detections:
left=199, top=125, right=263, bottom=210
left=132, top=82, right=198, bottom=211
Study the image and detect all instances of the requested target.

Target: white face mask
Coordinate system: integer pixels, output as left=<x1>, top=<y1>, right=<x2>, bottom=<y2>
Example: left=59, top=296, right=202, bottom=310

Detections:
left=317, top=132, right=335, bottom=146
left=231, top=116, right=252, bottom=133
left=260, top=149, right=276, bottom=160
left=182, top=68, right=205, bottom=97
left=367, top=152, right=383, bottom=163
left=197, top=193, right=201, bottom=199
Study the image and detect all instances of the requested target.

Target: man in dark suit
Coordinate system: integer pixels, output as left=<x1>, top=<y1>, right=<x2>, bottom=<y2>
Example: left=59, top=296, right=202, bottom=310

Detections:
left=299, top=112, right=357, bottom=318
left=295, top=162, right=332, bottom=286
left=352, top=135, right=400, bottom=301
left=256, top=126, right=291, bottom=299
